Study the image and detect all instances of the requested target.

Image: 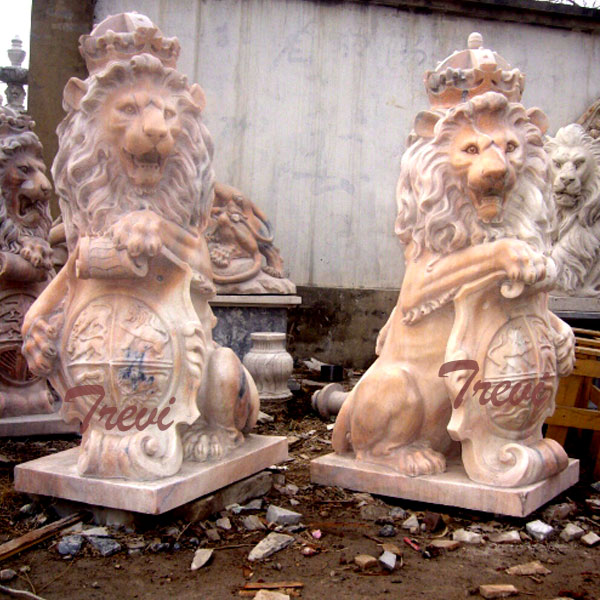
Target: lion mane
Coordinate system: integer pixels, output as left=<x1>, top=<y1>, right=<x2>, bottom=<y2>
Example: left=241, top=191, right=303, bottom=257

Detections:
left=0, top=129, right=51, bottom=253
left=395, top=93, right=553, bottom=260
left=544, top=124, right=600, bottom=295
left=52, top=54, right=215, bottom=253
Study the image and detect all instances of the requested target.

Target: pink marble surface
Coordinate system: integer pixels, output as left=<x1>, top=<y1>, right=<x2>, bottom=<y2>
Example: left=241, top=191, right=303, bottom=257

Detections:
left=311, top=453, right=579, bottom=517
left=15, top=434, right=287, bottom=514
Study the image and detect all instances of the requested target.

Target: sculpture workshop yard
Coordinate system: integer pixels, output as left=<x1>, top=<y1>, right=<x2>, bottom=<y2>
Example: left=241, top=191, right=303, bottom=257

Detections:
left=0, top=388, right=598, bottom=600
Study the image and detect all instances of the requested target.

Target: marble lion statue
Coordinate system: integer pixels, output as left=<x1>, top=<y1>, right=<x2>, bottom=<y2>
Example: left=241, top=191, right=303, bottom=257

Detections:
left=333, top=92, right=574, bottom=485
left=0, top=107, right=52, bottom=277
left=545, top=123, right=600, bottom=296
left=21, top=49, right=259, bottom=477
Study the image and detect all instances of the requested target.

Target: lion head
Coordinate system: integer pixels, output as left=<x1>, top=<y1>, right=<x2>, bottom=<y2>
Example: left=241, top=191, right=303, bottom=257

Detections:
left=545, top=124, right=600, bottom=231
left=52, top=53, right=214, bottom=253
left=544, top=124, right=600, bottom=295
left=0, top=108, right=52, bottom=255
left=396, top=92, right=553, bottom=258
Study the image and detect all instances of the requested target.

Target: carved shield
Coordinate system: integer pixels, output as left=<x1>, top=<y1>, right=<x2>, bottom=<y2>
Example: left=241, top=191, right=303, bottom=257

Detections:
left=53, top=246, right=206, bottom=479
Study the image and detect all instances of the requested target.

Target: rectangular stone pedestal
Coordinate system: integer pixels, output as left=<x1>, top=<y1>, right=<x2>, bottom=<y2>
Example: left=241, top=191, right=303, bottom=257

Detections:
left=0, top=412, right=80, bottom=437
left=311, top=453, right=579, bottom=517
left=15, top=434, right=287, bottom=514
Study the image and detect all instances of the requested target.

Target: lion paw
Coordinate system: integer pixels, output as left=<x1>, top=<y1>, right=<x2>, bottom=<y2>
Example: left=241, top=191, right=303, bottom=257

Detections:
left=20, top=238, right=52, bottom=270
left=182, top=426, right=241, bottom=462
left=497, top=239, right=547, bottom=285
left=22, top=316, right=60, bottom=376
left=360, top=444, right=446, bottom=476
left=109, top=210, right=163, bottom=259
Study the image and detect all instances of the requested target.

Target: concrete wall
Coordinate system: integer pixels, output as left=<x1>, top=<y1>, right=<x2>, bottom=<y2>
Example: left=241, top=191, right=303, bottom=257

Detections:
left=96, top=0, right=600, bottom=291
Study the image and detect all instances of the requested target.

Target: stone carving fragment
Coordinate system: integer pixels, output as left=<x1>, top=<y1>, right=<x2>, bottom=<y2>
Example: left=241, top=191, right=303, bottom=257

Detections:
left=545, top=124, right=600, bottom=296
left=332, top=34, right=574, bottom=488
left=0, top=105, right=54, bottom=417
left=21, top=12, right=259, bottom=480
left=207, top=182, right=295, bottom=294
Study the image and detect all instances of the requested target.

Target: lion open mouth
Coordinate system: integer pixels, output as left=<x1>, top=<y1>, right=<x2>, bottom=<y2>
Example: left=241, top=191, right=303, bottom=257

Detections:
left=17, top=193, right=43, bottom=225
left=124, top=149, right=165, bottom=186
left=472, top=193, right=505, bottom=223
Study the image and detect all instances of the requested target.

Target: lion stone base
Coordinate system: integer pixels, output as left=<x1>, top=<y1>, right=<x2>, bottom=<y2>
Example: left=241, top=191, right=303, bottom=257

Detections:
left=0, top=409, right=79, bottom=437
left=15, top=434, right=287, bottom=514
left=311, top=453, right=579, bottom=517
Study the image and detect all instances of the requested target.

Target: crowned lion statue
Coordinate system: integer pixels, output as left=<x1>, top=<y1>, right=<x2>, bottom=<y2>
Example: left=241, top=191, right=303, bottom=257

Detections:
left=333, top=92, right=574, bottom=488
left=0, top=105, right=54, bottom=417
left=545, top=124, right=600, bottom=296
left=21, top=14, right=259, bottom=480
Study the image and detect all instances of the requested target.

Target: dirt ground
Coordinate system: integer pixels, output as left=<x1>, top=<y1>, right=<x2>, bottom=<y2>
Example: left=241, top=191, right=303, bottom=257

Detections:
left=0, top=372, right=598, bottom=600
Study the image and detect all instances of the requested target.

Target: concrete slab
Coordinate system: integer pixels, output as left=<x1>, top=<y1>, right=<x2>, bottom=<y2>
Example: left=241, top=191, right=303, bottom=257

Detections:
left=15, top=434, right=287, bottom=514
left=0, top=412, right=79, bottom=437
left=310, top=454, right=579, bottom=517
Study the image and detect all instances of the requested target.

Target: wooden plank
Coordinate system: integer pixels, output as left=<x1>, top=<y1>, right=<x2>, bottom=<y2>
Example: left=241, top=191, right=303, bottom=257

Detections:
left=572, top=358, right=600, bottom=378
left=546, top=407, right=600, bottom=431
left=547, top=376, right=583, bottom=445
left=0, top=513, right=83, bottom=562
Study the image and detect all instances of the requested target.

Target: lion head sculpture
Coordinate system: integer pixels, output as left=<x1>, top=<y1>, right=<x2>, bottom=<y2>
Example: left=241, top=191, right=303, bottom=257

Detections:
left=0, top=107, right=52, bottom=270
left=52, top=53, right=214, bottom=253
left=545, top=124, right=600, bottom=295
left=396, top=92, right=553, bottom=260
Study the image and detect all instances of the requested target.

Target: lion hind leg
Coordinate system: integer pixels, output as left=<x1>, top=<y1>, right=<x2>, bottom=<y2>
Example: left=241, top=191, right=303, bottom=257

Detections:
left=339, top=363, right=446, bottom=476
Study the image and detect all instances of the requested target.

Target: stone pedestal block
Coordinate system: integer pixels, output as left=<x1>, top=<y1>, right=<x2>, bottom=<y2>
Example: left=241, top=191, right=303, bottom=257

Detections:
left=15, top=434, right=287, bottom=514
left=311, top=453, right=579, bottom=517
left=210, top=295, right=301, bottom=360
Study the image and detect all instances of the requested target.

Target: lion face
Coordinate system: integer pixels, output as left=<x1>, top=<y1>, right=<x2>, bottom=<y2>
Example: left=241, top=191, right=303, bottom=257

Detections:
left=548, top=144, right=592, bottom=208
left=102, top=77, right=182, bottom=188
left=2, top=146, right=51, bottom=229
left=397, top=92, right=551, bottom=257
left=448, top=121, right=522, bottom=223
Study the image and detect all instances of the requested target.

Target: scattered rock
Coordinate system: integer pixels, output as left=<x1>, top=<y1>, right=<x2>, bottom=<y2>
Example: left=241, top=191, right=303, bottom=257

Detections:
left=301, top=544, right=320, bottom=556
left=88, top=536, right=121, bottom=557
left=544, top=502, right=575, bottom=522
left=191, top=548, right=214, bottom=571
left=81, top=526, right=110, bottom=537
left=428, top=539, right=460, bottom=551
left=378, top=524, right=397, bottom=538
left=381, top=542, right=403, bottom=555
left=423, top=512, right=443, bottom=532
left=402, top=514, right=419, bottom=530
left=354, top=554, right=378, bottom=570
left=525, top=520, right=554, bottom=541
left=253, top=590, right=290, bottom=600
left=378, top=550, right=396, bottom=571
left=505, top=560, right=551, bottom=576
left=479, top=584, right=518, bottom=598
left=216, top=517, right=232, bottom=531
left=488, top=531, right=521, bottom=544
left=57, top=534, right=84, bottom=556
left=289, top=499, right=300, bottom=507
left=126, top=539, right=146, bottom=555
left=452, top=529, right=482, bottom=544
left=19, top=503, right=35, bottom=516
left=591, top=481, right=600, bottom=493
left=248, top=533, right=295, bottom=561
left=390, top=507, right=407, bottom=521
left=243, top=499, right=263, bottom=511
left=205, top=529, right=221, bottom=542
left=266, top=505, right=302, bottom=526
left=257, top=410, right=274, bottom=424
left=0, top=569, right=16, bottom=582
left=581, top=531, right=600, bottom=547
left=586, top=498, right=600, bottom=511
left=560, top=523, right=585, bottom=542
left=359, top=504, right=388, bottom=521
left=280, top=483, right=299, bottom=497
left=148, top=541, right=170, bottom=553
left=243, top=515, right=266, bottom=531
